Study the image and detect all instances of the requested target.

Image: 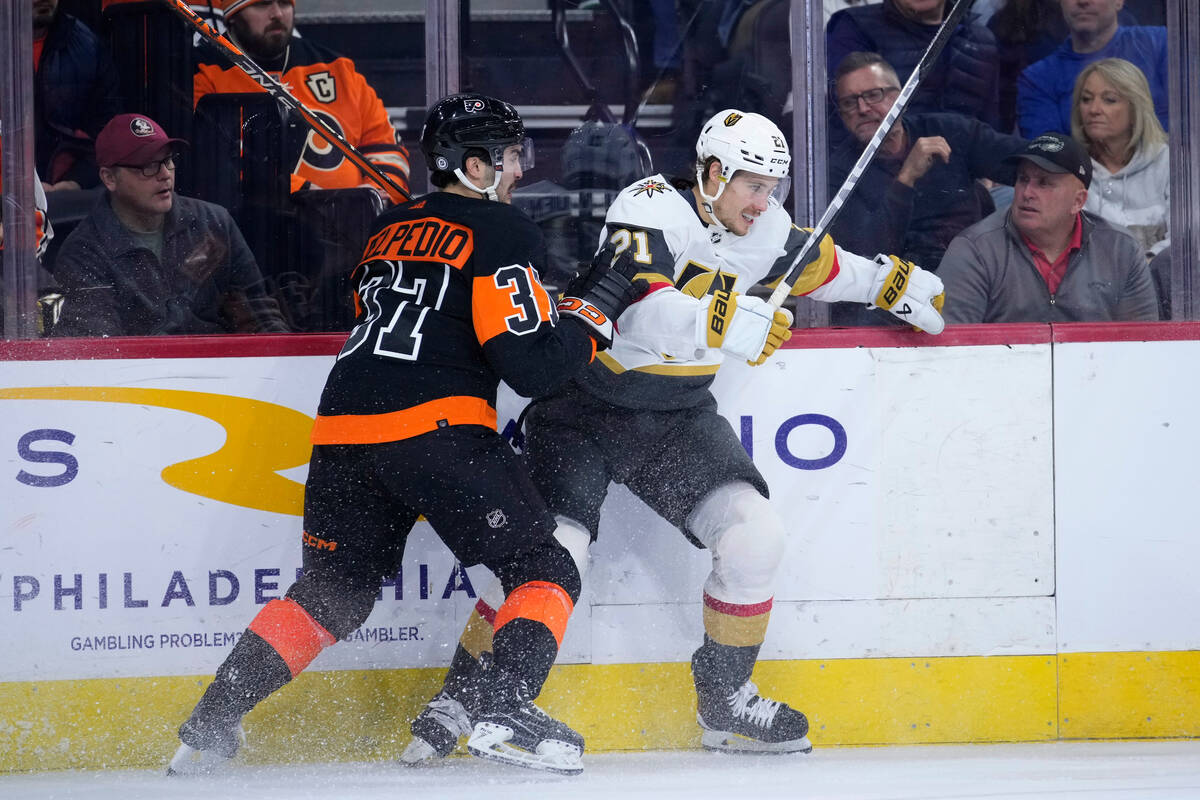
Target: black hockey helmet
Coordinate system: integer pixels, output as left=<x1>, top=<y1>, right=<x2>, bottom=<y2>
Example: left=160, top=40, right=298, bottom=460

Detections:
left=420, top=93, right=527, bottom=175
left=561, top=121, right=653, bottom=191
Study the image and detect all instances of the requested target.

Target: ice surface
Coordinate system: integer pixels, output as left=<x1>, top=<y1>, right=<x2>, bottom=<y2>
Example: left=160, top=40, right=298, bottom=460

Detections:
left=3, top=741, right=1200, bottom=800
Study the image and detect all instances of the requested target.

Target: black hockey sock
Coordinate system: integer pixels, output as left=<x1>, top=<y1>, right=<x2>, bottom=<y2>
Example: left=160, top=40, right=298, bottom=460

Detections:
left=187, top=630, right=293, bottom=734
left=443, top=643, right=486, bottom=715
left=489, top=618, right=559, bottom=700
left=691, top=635, right=761, bottom=693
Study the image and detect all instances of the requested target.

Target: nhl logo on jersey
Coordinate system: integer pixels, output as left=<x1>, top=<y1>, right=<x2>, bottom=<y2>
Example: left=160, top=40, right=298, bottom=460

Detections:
left=632, top=178, right=669, bottom=198
left=723, top=112, right=743, bottom=127
left=486, top=508, right=508, bottom=528
left=464, top=98, right=486, bottom=113
left=305, top=71, right=337, bottom=103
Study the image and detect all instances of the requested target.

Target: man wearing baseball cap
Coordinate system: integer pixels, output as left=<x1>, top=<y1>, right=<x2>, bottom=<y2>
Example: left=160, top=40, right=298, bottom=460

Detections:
left=50, top=114, right=288, bottom=337
left=937, top=132, right=1159, bottom=323
left=193, top=0, right=410, bottom=203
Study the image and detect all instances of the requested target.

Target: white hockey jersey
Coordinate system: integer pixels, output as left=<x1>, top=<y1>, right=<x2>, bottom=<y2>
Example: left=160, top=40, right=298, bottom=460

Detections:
left=578, top=174, right=885, bottom=410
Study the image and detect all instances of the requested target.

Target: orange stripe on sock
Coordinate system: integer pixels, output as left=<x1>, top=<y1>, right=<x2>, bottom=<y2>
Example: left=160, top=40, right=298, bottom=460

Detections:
left=493, top=581, right=574, bottom=648
left=247, top=598, right=336, bottom=678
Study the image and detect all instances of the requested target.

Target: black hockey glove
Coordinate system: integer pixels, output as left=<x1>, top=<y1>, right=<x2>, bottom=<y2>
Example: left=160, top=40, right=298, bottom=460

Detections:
left=557, top=244, right=649, bottom=349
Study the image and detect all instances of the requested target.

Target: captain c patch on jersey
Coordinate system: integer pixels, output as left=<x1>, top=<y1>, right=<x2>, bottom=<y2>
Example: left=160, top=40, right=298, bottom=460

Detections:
left=305, top=71, right=337, bottom=103
left=632, top=178, right=669, bottom=198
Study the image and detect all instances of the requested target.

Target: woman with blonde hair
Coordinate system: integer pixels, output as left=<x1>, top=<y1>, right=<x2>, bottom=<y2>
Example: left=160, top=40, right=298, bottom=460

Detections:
left=1071, top=57, right=1170, bottom=257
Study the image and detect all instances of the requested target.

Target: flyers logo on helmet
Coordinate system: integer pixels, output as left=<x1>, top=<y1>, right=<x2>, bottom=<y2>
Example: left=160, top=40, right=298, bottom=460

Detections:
left=464, top=98, right=486, bottom=113
left=723, top=112, right=743, bottom=127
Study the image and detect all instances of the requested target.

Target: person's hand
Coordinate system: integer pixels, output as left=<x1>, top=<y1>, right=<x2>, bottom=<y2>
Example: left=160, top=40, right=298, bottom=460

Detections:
left=701, top=291, right=794, bottom=365
left=44, top=180, right=82, bottom=192
left=868, top=255, right=945, bottom=334
left=897, top=136, right=951, bottom=187
left=558, top=244, right=649, bottom=349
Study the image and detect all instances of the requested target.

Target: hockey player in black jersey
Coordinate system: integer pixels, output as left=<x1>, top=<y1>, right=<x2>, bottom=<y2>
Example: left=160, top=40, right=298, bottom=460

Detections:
left=404, top=109, right=946, bottom=760
left=167, top=93, right=647, bottom=777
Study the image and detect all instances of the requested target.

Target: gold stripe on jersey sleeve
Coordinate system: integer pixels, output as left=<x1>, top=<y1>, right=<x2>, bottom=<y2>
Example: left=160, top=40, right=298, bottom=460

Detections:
left=596, top=352, right=721, bottom=376
left=764, top=227, right=839, bottom=297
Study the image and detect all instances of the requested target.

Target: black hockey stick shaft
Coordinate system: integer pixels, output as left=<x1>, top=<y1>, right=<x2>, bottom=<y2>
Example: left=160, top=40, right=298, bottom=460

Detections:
left=768, top=0, right=977, bottom=308
left=160, top=0, right=412, bottom=203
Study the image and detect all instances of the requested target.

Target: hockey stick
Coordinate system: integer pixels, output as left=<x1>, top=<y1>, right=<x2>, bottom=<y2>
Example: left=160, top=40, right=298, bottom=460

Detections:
left=160, top=0, right=412, bottom=203
left=767, top=0, right=976, bottom=308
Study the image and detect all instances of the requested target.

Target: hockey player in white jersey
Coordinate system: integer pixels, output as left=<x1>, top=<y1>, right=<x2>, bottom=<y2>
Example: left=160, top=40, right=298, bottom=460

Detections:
left=402, top=109, right=945, bottom=761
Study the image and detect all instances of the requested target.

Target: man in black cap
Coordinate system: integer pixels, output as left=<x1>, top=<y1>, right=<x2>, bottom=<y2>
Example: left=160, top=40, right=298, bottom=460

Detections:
left=937, top=132, right=1159, bottom=323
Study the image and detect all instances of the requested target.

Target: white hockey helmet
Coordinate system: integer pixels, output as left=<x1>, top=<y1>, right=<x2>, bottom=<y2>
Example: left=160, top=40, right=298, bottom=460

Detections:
left=695, top=110, right=791, bottom=210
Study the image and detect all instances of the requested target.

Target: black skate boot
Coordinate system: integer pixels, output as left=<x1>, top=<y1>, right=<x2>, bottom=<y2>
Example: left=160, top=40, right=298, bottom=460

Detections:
left=400, top=645, right=485, bottom=764
left=166, top=630, right=291, bottom=775
left=167, top=712, right=246, bottom=775
left=692, top=637, right=812, bottom=754
left=467, top=664, right=584, bottom=775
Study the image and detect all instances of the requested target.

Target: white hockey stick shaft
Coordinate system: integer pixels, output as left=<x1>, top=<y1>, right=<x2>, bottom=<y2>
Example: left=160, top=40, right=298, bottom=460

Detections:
left=767, top=0, right=977, bottom=309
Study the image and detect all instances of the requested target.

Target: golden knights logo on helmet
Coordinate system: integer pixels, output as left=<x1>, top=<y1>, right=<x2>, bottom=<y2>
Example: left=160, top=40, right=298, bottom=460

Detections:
left=723, top=112, right=743, bottom=127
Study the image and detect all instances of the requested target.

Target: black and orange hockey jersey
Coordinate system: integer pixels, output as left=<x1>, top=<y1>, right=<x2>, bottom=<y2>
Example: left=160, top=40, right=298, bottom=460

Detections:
left=0, top=137, right=53, bottom=260
left=194, top=35, right=410, bottom=201
left=310, top=191, right=597, bottom=445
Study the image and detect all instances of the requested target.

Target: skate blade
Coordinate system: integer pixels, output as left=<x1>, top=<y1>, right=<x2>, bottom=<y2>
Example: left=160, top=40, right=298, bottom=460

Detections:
left=166, top=742, right=233, bottom=776
left=700, top=728, right=814, bottom=755
left=466, top=722, right=583, bottom=775
left=399, top=736, right=443, bottom=765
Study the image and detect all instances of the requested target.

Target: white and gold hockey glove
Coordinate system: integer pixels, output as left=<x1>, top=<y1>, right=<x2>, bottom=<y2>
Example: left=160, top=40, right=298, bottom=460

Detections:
left=700, top=290, right=794, bottom=365
left=868, top=255, right=946, bottom=334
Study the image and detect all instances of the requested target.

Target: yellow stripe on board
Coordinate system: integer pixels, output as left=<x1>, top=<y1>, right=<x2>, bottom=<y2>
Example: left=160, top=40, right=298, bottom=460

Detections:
left=2, top=651, right=1197, bottom=773
left=1059, top=651, right=1200, bottom=739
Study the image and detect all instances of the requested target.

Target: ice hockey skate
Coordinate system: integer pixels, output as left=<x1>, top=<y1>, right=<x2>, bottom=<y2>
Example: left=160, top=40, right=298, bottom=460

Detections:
left=166, top=717, right=246, bottom=776
left=399, top=690, right=474, bottom=764
left=466, top=669, right=584, bottom=775
left=695, top=679, right=812, bottom=754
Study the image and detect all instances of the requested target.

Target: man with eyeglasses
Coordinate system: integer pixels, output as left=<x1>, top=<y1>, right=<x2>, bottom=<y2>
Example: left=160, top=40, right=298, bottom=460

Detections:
left=50, top=114, right=288, bottom=336
left=826, top=0, right=1000, bottom=146
left=826, top=51, right=1027, bottom=326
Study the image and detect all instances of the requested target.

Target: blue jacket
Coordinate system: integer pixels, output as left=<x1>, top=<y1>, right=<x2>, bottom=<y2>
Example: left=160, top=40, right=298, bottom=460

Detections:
left=826, top=1, right=1000, bottom=133
left=828, top=113, right=1026, bottom=271
left=35, top=13, right=122, bottom=188
left=1016, top=26, right=1169, bottom=138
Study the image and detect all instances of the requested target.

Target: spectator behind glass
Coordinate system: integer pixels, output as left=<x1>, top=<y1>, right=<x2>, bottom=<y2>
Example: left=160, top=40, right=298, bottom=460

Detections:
left=33, top=0, right=122, bottom=192
left=826, top=0, right=1000, bottom=145
left=1072, top=58, right=1169, bottom=257
left=989, top=0, right=1067, bottom=133
left=1017, top=0, right=1167, bottom=138
left=51, top=114, right=289, bottom=337
left=194, top=0, right=411, bottom=204
left=938, top=133, right=1158, bottom=323
left=828, top=52, right=1026, bottom=287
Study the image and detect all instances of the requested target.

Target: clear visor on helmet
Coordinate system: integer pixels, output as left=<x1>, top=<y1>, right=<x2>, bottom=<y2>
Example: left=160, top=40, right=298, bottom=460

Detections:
left=500, top=137, right=535, bottom=172
left=727, top=170, right=792, bottom=206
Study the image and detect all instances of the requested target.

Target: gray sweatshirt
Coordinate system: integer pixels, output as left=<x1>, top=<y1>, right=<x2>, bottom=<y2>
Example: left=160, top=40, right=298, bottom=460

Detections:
left=939, top=208, right=1159, bottom=323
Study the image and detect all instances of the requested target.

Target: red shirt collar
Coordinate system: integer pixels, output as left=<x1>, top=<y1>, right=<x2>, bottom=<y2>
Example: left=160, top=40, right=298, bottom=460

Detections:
left=1021, top=213, right=1083, bottom=296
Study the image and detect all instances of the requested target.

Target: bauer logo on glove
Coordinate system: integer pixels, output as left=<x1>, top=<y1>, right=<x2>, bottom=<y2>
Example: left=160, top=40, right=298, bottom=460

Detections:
left=868, top=255, right=945, bottom=335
